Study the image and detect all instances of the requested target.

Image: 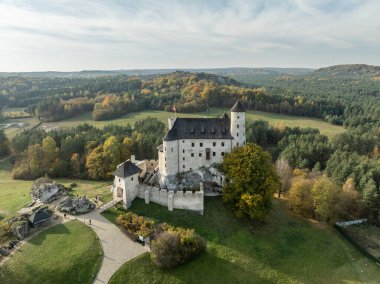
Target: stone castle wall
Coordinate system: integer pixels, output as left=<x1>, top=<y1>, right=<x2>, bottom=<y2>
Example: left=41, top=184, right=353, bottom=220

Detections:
left=137, top=183, right=204, bottom=214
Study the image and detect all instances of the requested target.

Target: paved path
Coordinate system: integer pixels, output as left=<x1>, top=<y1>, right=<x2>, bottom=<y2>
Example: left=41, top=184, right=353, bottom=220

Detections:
left=78, top=205, right=148, bottom=284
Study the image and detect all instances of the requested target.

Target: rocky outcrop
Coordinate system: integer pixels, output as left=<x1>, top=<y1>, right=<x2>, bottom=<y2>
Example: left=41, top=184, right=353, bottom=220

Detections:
left=11, top=220, right=29, bottom=240
left=31, top=178, right=68, bottom=203
left=160, top=165, right=223, bottom=191
left=57, top=196, right=95, bottom=214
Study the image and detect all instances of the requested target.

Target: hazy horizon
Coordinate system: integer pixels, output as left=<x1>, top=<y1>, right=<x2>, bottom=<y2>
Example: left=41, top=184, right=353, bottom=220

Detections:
left=1, top=0, right=380, bottom=72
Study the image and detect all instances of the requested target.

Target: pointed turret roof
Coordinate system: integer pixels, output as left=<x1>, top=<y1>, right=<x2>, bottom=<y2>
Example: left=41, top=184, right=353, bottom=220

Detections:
left=230, top=100, right=245, bottom=112
left=114, top=160, right=142, bottom=178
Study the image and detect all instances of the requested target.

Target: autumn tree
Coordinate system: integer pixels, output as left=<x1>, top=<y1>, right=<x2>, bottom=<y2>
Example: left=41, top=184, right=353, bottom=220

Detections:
left=275, top=158, right=292, bottom=197
left=103, top=136, right=121, bottom=171
left=288, top=176, right=312, bottom=216
left=85, top=145, right=110, bottom=180
left=222, top=143, right=280, bottom=221
left=335, top=178, right=364, bottom=220
left=311, top=175, right=339, bottom=222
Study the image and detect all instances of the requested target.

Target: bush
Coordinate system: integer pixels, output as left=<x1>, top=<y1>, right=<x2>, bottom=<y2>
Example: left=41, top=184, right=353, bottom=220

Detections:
left=151, top=228, right=206, bottom=269
left=116, top=212, right=155, bottom=240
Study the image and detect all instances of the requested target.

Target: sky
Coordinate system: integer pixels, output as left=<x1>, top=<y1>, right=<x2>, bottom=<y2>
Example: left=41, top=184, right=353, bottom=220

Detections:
left=0, top=0, right=379, bottom=71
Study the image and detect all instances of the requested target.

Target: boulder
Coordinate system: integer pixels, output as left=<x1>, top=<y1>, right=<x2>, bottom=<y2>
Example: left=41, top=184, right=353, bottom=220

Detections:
left=58, top=196, right=95, bottom=214
left=11, top=220, right=29, bottom=240
left=31, top=178, right=68, bottom=203
left=0, top=247, right=10, bottom=256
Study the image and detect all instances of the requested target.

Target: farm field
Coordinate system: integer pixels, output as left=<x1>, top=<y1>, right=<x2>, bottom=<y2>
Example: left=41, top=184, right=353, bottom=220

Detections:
left=106, top=198, right=380, bottom=284
left=0, top=158, right=112, bottom=220
left=0, top=221, right=102, bottom=284
left=39, top=109, right=345, bottom=138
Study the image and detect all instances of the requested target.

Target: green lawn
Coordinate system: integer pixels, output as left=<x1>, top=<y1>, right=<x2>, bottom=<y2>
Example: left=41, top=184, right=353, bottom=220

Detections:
left=0, top=221, right=102, bottom=284
left=0, top=159, right=112, bottom=219
left=40, top=109, right=344, bottom=138
left=2, top=116, right=40, bottom=139
left=106, top=198, right=380, bottom=284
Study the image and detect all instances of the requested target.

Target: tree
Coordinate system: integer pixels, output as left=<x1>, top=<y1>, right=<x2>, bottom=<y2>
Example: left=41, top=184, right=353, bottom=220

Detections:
left=120, top=137, right=133, bottom=161
left=335, top=178, right=364, bottom=220
left=0, top=129, right=10, bottom=158
left=311, top=175, right=339, bottom=222
left=41, top=136, right=58, bottom=175
left=288, top=176, right=312, bottom=216
left=275, top=158, right=292, bottom=197
left=85, top=145, right=110, bottom=180
left=222, top=144, right=280, bottom=221
left=103, top=136, right=121, bottom=171
left=27, top=144, right=45, bottom=178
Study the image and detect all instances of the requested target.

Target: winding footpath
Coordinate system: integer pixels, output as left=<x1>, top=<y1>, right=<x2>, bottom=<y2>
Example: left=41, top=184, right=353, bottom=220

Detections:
left=77, top=203, right=148, bottom=284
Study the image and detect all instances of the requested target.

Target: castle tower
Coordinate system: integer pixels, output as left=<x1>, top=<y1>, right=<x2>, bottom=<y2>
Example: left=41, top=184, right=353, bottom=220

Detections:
left=230, top=100, right=246, bottom=147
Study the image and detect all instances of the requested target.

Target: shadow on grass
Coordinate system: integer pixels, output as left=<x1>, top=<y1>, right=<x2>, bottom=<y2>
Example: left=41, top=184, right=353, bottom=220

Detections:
left=28, top=222, right=71, bottom=246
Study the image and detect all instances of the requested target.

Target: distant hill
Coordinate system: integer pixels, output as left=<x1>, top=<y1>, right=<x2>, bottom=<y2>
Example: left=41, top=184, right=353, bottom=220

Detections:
left=0, top=67, right=314, bottom=79
left=314, top=64, right=380, bottom=78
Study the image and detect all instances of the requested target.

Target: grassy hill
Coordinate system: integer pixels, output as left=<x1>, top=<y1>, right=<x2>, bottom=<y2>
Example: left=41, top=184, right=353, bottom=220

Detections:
left=106, top=198, right=380, bottom=283
left=0, top=221, right=102, bottom=284
left=39, top=108, right=344, bottom=138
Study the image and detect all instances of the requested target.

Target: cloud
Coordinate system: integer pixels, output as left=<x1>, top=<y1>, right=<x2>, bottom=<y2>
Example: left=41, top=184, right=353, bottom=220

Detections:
left=0, top=0, right=379, bottom=71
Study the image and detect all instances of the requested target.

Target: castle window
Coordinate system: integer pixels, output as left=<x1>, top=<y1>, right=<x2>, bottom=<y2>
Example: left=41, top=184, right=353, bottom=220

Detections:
left=191, top=153, right=194, bottom=157
left=237, top=116, right=240, bottom=119
left=171, top=147, right=173, bottom=152
left=221, top=152, right=225, bottom=156
left=199, top=153, right=202, bottom=157
left=183, top=149, right=185, bottom=153
left=182, top=140, right=185, bottom=143
left=191, top=142, right=194, bottom=147
left=200, top=142, right=203, bottom=147
left=213, top=142, right=216, bottom=146
left=183, top=165, right=185, bottom=169
left=237, top=142, right=239, bottom=146
left=213, top=152, right=216, bottom=156
left=183, top=157, right=185, bottom=161
left=237, top=124, right=239, bottom=128
left=190, top=167, right=192, bottom=170
left=237, top=133, right=239, bottom=137
left=221, top=142, right=225, bottom=147
left=165, top=163, right=167, bottom=168
left=131, top=177, right=134, bottom=181
left=119, top=179, right=120, bottom=182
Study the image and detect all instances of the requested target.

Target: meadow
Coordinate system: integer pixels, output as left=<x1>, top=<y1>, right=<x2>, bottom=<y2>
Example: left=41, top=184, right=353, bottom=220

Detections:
left=38, top=109, right=345, bottom=138
left=106, top=198, right=380, bottom=284
left=0, top=221, right=102, bottom=284
left=0, top=158, right=112, bottom=220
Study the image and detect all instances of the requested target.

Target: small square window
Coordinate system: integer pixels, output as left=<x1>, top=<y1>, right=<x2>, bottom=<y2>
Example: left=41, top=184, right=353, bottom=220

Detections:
left=221, top=152, right=225, bottom=156
left=237, top=133, right=239, bottom=137
left=131, top=177, right=134, bottom=181
left=191, top=143, right=194, bottom=147
left=183, top=149, right=185, bottom=153
left=199, top=153, right=202, bottom=157
left=183, top=157, right=185, bottom=161
left=237, top=124, right=239, bottom=128
left=191, top=153, right=194, bottom=157
left=221, top=142, right=225, bottom=147
left=190, top=167, right=192, bottom=170
left=182, top=140, right=185, bottom=143
left=237, top=116, right=240, bottom=119
left=212, top=152, right=216, bottom=156
left=213, top=142, right=216, bottom=146
left=183, top=165, right=185, bottom=169
left=200, top=143, right=203, bottom=147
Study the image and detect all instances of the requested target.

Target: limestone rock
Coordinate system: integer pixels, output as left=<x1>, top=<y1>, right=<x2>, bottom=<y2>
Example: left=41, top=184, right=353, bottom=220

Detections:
left=160, top=165, right=223, bottom=191
left=31, top=178, right=68, bottom=203
left=11, top=220, right=29, bottom=240
left=58, top=196, right=95, bottom=214
left=0, top=247, right=10, bottom=256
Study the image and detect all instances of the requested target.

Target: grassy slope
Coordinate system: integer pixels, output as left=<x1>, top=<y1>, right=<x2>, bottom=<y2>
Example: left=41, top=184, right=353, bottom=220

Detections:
left=0, top=159, right=111, bottom=219
left=0, top=221, right=102, bottom=284
left=40, top=108, right=344, bottom=138
left=3, top=116, right=40, bottom=139
left=107, top=198, right=380, bottom=284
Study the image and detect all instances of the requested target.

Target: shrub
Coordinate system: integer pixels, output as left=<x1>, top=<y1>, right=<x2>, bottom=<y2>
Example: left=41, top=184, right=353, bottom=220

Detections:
left=116, top=212, right=155, bottom=240
left=151, top=227, right=206, bottom=269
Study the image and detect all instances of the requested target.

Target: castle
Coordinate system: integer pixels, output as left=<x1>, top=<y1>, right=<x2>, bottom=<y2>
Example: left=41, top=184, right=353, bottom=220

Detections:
left=112, top=101, right=246, bottom=213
